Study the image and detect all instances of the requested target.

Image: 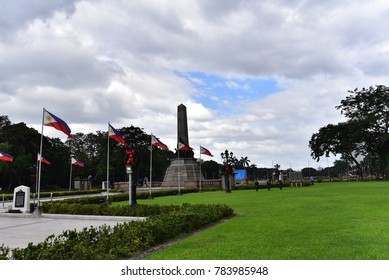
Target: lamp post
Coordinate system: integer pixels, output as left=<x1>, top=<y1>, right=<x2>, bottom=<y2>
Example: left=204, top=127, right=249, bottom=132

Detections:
left=221, top=149, right=234, bottom=193
left=124, top=126, right=144, bottom=206
left=126, top=165, right=134, bottom=206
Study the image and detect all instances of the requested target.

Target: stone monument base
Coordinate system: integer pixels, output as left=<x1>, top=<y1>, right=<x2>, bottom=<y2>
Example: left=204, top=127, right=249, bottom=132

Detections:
left=161, top=158, right=203, bottom=188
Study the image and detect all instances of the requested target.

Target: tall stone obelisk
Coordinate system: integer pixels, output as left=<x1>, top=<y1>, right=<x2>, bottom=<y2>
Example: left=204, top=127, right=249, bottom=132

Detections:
left=161, top=104, right=202, bottom=188
left=177, top=104, right=194, bottom=159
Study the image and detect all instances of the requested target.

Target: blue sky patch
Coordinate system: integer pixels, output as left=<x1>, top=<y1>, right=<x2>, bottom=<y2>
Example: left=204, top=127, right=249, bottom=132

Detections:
left=176, top=71, right=280, bottom=112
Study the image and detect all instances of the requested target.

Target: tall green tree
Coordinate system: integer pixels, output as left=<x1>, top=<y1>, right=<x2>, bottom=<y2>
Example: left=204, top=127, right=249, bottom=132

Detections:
left=301, top=167, right=317, bottom=178
left=0, top=118, right=71, bottom=189
left=336, top=85, right=389, bottom=178
left=201, top=160, right=221, bottom=179
left=238, top=156, right=251, bottom=168
left=309, top=120, right=364, bottom=179
left=333, top=159, right=351, bottom=178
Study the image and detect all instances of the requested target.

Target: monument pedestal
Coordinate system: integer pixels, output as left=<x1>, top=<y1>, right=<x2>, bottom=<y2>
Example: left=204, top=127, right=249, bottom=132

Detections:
left=221, top=174, right=235, bottom=191
left=161, top=158, right=203, bottom=188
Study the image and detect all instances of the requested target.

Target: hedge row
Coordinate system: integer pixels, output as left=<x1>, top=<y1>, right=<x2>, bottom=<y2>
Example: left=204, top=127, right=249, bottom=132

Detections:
left=1, top=203, right=234, bottom=260
left=42, top=202, right=181, bottom=217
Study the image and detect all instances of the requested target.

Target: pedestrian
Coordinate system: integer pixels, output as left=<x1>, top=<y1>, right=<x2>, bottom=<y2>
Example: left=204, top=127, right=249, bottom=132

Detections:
left=267, top=179, right=271, bottom=191
left=255, top=180, right=259, bottom=192
left=278, top=172, right=283, bottom=190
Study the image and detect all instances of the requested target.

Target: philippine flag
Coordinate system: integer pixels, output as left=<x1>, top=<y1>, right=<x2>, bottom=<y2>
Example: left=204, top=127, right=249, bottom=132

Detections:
left=44, top=109, right=72, bottom=138
left=71, top=157, right=84, bottom=167
left=38, top=153, right=51, bottom=165
left=178, top=139, right=193, bottom=151
left=151, top=135, right=169, bottom=150
left=108, top=124, right=126, bottom=145
left=200, top=146, right=213, bottom=157
left=0, top=152, right=13, bottom=162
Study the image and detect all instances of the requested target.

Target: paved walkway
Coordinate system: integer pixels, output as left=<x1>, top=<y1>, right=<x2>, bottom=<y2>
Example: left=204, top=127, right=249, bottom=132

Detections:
left=0, top=190, right=161, bottom=250
left=0, top=213, right=145, bottom=249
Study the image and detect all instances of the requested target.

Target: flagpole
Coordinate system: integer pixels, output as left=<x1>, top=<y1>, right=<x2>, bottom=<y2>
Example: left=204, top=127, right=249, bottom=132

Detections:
left=69, top=158, right=73, bottom=191
left=37, top=108, right=45, bottom=209
left=106, top=122, right=110, bottom=204
left=199, top=146, right=202, bottom=192
left=149, top=134, right=153, bottom=199
left=35, top=155, right=39, bottom=195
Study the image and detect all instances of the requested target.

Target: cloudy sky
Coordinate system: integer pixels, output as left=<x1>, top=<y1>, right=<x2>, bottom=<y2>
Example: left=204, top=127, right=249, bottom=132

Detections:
left=1, top=0, right=389, bottom=170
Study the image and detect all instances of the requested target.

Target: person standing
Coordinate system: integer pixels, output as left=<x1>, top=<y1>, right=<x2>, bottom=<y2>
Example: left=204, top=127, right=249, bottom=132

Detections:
left=266, top=173, right=272, bottom=191
left=266, top=177, right=271, bottom=191
left=278, top=172, right=283, bottom=190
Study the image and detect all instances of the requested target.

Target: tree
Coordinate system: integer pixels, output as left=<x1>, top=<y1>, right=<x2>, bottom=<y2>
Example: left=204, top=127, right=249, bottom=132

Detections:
left=201, top=160, right=221, bottom=179
left=301, top=167, right=316, bottom=178
left=0, top=118, right=71, bottom=189
left=238, top=156, right=251, bottom=169
left=336, top=85, right=389, bottom=178
left=333, top=159, right=351, bottom=178
left=360, top=153, right=382, bottom=178
left=309, top=120, right=364, bottom=179
left=0, top=116, right=11, bottom=129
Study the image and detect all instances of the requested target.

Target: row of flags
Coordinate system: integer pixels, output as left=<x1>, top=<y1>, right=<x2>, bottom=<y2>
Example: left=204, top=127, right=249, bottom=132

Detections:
left=45, top=108, right=214, bottom=158
left=108, top=120, right=214, bottom=157
left=36, top=153, right=84, bottom=167
left=0, top=151, right=84, bottom=167
left=2, top=108, right=215, bottom=205
left=1, top=119, right=214, bottom=164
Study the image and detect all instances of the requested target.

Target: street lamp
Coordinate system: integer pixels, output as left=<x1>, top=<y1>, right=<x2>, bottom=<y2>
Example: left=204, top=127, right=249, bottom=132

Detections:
left=126, top=164, right=135, bottom=206
left=220, top=149, right=233, bottom=193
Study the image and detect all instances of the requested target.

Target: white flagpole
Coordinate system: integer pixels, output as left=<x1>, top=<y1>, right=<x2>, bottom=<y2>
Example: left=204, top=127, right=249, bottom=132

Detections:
left=69, top=158, right=73, bottom=191
left=106, top=123, right=110, bottom=203
left=37, top=108, right=45, bottom=208
left=35, top=154, right=39, bottom=195
left=149, top=134, right=153, bottom=199
left=199, top=146, right=202, bottom=192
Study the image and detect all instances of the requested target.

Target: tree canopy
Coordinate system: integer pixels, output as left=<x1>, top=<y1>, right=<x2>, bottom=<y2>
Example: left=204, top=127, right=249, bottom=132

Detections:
left=310, top=85, right=389, bottom=178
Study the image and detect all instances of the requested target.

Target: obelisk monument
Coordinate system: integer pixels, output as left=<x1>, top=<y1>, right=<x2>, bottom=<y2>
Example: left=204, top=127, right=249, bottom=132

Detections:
left=177, top=103, right=194, bottom=158
left=161, top=104, right=202, bottom=188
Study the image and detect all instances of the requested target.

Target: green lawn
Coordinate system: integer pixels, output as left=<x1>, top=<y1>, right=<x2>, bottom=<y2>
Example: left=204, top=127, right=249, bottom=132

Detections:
left=121, top=181, right=389, bottom=259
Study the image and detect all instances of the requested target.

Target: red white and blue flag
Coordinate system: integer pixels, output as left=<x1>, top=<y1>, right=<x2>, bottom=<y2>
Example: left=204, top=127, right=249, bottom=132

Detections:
left=38, top=153, right=50, bottom=165
left=200, top=146, right=213, bottom=157
left=108, top=124, right=126, bottom=145
left=178, top=139, right=193, bottom=151
left=44, top=109, right=72, bottom=138
left=0, top=152, right=13, bottom=162
left=151, top=135, right=169, bottom=150
left=71, top=157, right=84, bottom=167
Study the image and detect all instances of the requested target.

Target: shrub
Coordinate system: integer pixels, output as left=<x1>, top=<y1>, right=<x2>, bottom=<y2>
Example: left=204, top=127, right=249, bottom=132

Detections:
left=5, top=203, right=234, bottom=260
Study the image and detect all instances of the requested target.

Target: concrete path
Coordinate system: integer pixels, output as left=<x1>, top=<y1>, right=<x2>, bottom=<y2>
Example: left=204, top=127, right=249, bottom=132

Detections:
left=0, top=213, right=145, bottom=249
left=0, top=190, right=159, bottom=250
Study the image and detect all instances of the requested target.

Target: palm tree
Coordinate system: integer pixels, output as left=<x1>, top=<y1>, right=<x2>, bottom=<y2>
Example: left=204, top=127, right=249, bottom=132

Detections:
left=240, top=156, right=251, bottom=168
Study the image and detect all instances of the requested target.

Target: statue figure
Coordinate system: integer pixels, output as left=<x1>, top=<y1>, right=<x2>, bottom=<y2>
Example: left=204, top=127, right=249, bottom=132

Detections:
left=126, top=149, right=135, bottom=166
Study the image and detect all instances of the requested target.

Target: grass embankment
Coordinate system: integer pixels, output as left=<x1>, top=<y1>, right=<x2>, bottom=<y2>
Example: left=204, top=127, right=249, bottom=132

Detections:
left=116, top=181, right=389, bottom=259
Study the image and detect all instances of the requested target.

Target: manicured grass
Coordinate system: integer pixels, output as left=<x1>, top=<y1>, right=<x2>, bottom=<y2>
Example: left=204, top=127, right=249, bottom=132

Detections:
left=118, top=181, right=389, bottom=259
